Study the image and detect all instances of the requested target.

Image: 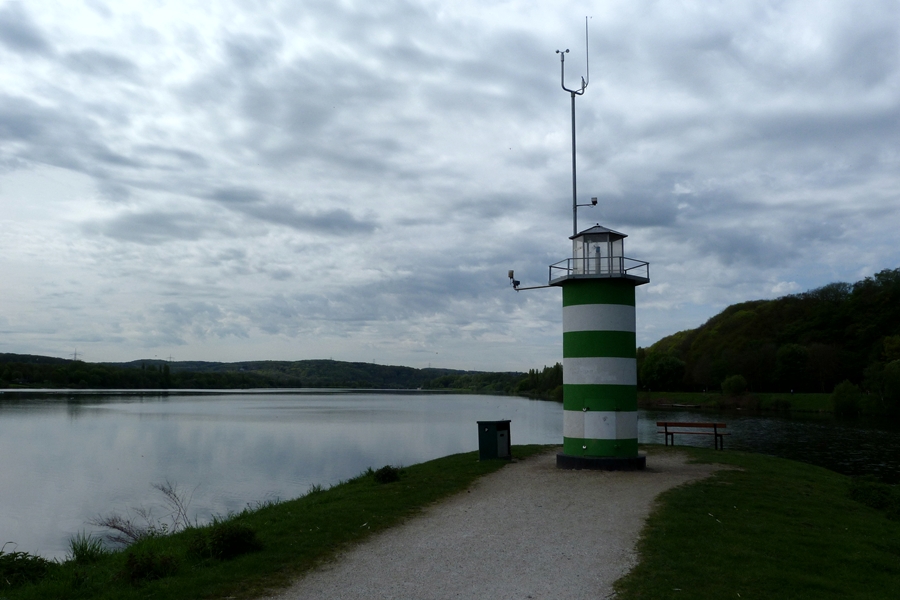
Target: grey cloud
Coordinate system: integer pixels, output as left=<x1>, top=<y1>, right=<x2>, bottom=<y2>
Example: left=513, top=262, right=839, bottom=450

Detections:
left=0, top=94, right=49, bottom=141
left=208, top=186, right=376, bottom=234
left=241, top=268, right=506, bottom=338
left=63, top=49, right=140, bottom=80
left=91, top=146, right=142, bottom=168
left=0, top=93, right=209, bottom=193
left=210, top=187, right=265, bottom=205
left=85, top=211, right=209, bottom=245
left=178, top=9, right=530, bottom=178
left=95, top=179, right=132, bottom=202
left=223, top=34, right=282, bottom=70
left=595, top=175, right=684, bottom=228
left=0, top=2, right=52, bottom=55
left=0, top=94, right=136, bottom=175
left=231, top=227, right=536, bottom=337
left=267, top=268, right=293, bottom=281
left=692, top=226, right=792, bottom=267
left=155, top=302, right=249, bottom=341
left=218, top=248, right=247, bottom=261
left=134, top=145, right=209, bottom=170
left=243, top=204, right=376, bottom=235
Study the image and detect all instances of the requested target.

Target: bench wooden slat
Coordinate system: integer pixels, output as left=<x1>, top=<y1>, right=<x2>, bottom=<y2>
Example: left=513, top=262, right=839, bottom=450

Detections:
left=656, top=421, right=728, bottom=450
left=655, top=431, right=730, bottom=435
left=656, top=421, right=726, bottom=428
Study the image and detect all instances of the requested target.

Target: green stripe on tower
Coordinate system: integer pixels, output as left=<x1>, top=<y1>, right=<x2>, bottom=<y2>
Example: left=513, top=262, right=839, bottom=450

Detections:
left=562, top=437, right=639, bottom=457
left=563, top=330, right=636, bottom=358
left=562, top=279, right=635, bottom=307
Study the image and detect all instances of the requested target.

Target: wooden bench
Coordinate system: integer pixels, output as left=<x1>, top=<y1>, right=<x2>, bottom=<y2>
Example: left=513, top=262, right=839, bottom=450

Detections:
left=657, top=421, right=728, bottom=450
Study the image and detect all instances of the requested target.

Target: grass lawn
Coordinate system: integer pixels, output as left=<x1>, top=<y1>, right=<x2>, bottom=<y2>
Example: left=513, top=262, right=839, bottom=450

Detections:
left=616, top=446, right=900, bottom=599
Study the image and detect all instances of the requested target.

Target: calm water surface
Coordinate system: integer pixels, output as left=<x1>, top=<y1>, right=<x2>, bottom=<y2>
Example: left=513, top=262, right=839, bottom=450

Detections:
left=0, top=390, right=561, bottom=559
left=2, top=390, right=898, bottom=559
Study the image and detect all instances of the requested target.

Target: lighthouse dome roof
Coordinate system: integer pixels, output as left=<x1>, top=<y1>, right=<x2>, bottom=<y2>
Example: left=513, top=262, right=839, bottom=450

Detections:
left=569, top=224, right=627, bottom=240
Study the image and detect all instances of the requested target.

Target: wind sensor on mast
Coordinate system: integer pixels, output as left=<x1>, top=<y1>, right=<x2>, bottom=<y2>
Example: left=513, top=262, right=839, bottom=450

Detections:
left=557, top=16, right=596, bottom=237
left=509, top=18, right=597, bottom=292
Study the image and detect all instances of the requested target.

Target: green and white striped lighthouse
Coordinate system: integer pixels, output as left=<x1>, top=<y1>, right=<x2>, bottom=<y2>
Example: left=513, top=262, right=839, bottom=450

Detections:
left=511, top=20, right=649, bottom=469
left=550, top=225, right=649, bottom=470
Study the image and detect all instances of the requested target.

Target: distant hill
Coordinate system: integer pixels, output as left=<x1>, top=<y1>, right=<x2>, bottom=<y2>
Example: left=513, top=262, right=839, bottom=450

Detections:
left=0, top=354, right=563, bottom=397
left=639, top=267, right=900, bottom=397
left=103, top=358, right=466, bottom=389
left=0, top=353, right=71, bottom=365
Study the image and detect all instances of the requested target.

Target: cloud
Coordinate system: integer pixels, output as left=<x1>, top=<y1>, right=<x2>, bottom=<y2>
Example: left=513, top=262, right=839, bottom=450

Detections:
left=208, top=186, right=377, bottom=234
left=1, top=0, right=899, bottom=369
left=84, top=211, right=211, bottom=245
left=62, top=49, right=140, bottom=80
left=0, top=2, right=52, bottom=56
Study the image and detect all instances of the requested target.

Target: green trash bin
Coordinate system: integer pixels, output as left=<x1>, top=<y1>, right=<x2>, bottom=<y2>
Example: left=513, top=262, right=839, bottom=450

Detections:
left=477, top=420, right=511, bottom=460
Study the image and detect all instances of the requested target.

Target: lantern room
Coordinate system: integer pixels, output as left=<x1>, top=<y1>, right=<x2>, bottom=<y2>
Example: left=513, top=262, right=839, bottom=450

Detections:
left=572, top=224, right=625, bottom=275
left=549, top=223, right=649, bottom=285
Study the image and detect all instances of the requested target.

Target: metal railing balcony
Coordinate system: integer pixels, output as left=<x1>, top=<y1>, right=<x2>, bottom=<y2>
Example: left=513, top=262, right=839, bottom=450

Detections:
left=549, top=256, right=649, bottom=285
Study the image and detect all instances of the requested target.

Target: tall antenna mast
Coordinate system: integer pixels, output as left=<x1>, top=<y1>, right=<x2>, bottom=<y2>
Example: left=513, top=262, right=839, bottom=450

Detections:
left=557, top=17, right=590, bottom=236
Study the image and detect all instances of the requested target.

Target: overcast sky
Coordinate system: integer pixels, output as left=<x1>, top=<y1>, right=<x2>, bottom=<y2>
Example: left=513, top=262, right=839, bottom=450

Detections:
left=1, top=0, right=898, bottom=372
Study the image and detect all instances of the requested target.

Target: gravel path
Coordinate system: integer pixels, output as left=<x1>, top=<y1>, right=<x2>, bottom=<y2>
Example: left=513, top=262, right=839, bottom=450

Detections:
left=263, top=449, right=722, bottom=600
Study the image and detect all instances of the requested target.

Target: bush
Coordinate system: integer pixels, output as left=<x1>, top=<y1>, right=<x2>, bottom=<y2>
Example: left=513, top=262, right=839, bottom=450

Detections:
left=831, top=380, right=862, bottom=417
left=550, top=384, right=563, bottom=403
left=68, top=531, right=107, bottom=564
left=721, top=374, right=748, bottom=397
left=0, top=544, right=53, bottom=589
left=187, top=520, right=262, bottom=561
left=373, top=465, right=401, bottom=484
left=122, top=547, right=179, bottom=584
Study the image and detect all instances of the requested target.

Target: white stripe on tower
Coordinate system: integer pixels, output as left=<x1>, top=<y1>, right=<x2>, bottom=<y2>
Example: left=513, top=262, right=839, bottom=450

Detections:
left=562, top=357, right=636, bottom=386
left=562, top=304, right=635, bottom=333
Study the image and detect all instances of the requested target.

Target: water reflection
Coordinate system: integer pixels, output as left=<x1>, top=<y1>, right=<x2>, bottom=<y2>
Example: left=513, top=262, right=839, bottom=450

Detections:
left=0, top=392, right=561, bottom=559
left=2, top=391, right=898, bottom=560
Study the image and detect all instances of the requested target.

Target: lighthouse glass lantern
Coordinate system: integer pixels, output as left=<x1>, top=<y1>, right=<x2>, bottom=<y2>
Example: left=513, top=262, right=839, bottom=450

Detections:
left=571, top=225, right=625, bottom=276
left=550, top=224, right=649, bottom=470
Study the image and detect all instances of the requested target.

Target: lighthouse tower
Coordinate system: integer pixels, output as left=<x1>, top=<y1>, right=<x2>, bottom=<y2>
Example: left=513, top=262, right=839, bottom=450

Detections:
left=506, top=19, right=650, bottom=469
left=550, top=225, right=649, bottom=470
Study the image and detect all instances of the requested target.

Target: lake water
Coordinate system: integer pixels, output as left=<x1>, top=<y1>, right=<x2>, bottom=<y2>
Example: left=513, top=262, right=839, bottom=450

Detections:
left=0, top=390, right=561, bottom=559
left=1, top=390, right=898, bottom=559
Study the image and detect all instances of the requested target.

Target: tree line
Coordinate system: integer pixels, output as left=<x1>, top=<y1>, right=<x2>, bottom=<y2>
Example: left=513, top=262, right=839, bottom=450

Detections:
left=0, top=354, right=564, bottom=399
left=424, top=363, right=563, bottom=401
left=637, top=267, right=900, bottom=412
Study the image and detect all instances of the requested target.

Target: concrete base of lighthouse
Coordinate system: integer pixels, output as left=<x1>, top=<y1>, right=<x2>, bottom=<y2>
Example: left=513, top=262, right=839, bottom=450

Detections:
left=556, top=453, right=646, bottom=471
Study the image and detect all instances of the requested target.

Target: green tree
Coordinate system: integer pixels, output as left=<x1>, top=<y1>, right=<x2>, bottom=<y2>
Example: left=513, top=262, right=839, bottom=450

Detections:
left=807, top=343, right=842, bottom=392
left=884, top=360, right=900, bottom=415
left=831, top=380, right=862, bottom=418
left=775, top=344, right=809, bottom=392
left=883, top=335, right=900, bottom=362
left=721, top=374, right=748, bottom=397
left=640, top=353, right=685, bottom=391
